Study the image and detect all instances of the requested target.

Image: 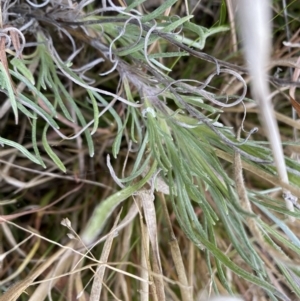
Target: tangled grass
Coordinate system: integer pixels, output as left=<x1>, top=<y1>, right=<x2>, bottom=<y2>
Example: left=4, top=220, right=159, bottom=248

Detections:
left=0, top=0, right=300, bottom=300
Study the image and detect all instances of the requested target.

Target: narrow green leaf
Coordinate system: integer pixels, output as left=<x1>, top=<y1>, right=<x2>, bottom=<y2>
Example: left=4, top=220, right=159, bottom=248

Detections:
left=258, top=204, right=300, bottom=248
left=48, top=71, right=73, bottom=121
left=0, top=62, right=18, bottom=124
left=70, top=102, right=95, bottom=157
left=183, top=22, right=206, bottom=49
left=131, top=131, right=150, bottom=174
left=150, top=58, right=172, bottom=71
left=277, top=263, right=300, bottom=298
left=117, top=34, right=158, bottom=56
left=52, top=60, right=95, bottom=157
left=149, top=52, right=189, bottom=59
left=11, top=70, right=57, bottom=117
left=198, top=232, right=289, bottom=300
left=42, top=125, right=66, bottom=173
left=161, top=15, right=193, bottom=33
left=0, top=137, right=41, bottom=165
left=119, top=155, right=151, bottom=183
left=87, top=90, right=99, bottom=135
left=32, top=116, right=46, bottom=168
left=206, top=26, right=229, bottom=37
left=219, top=0, right=227, bottom=26
left=125, top=0, right=147, bottom=11
left=82, top=161, right=158, bottom=244
left=11, top=57, right=35, bottom=85
left=18, top=94, right=59, bottom=130
left=141, top=0, right=178, bottom=22
left=184, top=22, right=229, bottom=49
left=92, top=92, right=122, bottom=158
left=16, top=102, right=36, bottom=119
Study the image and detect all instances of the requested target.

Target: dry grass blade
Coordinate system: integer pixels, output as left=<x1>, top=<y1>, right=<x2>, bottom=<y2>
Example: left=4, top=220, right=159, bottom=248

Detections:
left=140, top=219, right=150, bottom=301
left=159, top=192, right=192, bottom=301
left=138, top=195, right=159, bottom=301
left=0, top=234, right=40, bottom=286
left=1, top=1, right=300, bottom=300
left=236, top=0, right=296, bottom=211
left=216, top=149, right=300, bottom=198
left=233, top=129, right=264, bottom=242
left=0, top=184, right=83, bottom=223
left=0, top=223, right=28, bottom=257
left=138, top=189, right=165, bottom=301
left=0, top=237, right=75, bottom=301
left=28, top=242, right=78, bottom=301
left=89, top=210, right=122, bottom=301
left=289, top=57, right=300, bottom=117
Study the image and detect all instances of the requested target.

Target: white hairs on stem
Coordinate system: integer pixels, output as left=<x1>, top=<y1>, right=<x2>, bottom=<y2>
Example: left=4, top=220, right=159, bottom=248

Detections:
left=25, top=0, right=50, bottom=8
left=48, top=40, right=142, bottom=107
left=99, top=16, right=142, bottom=76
